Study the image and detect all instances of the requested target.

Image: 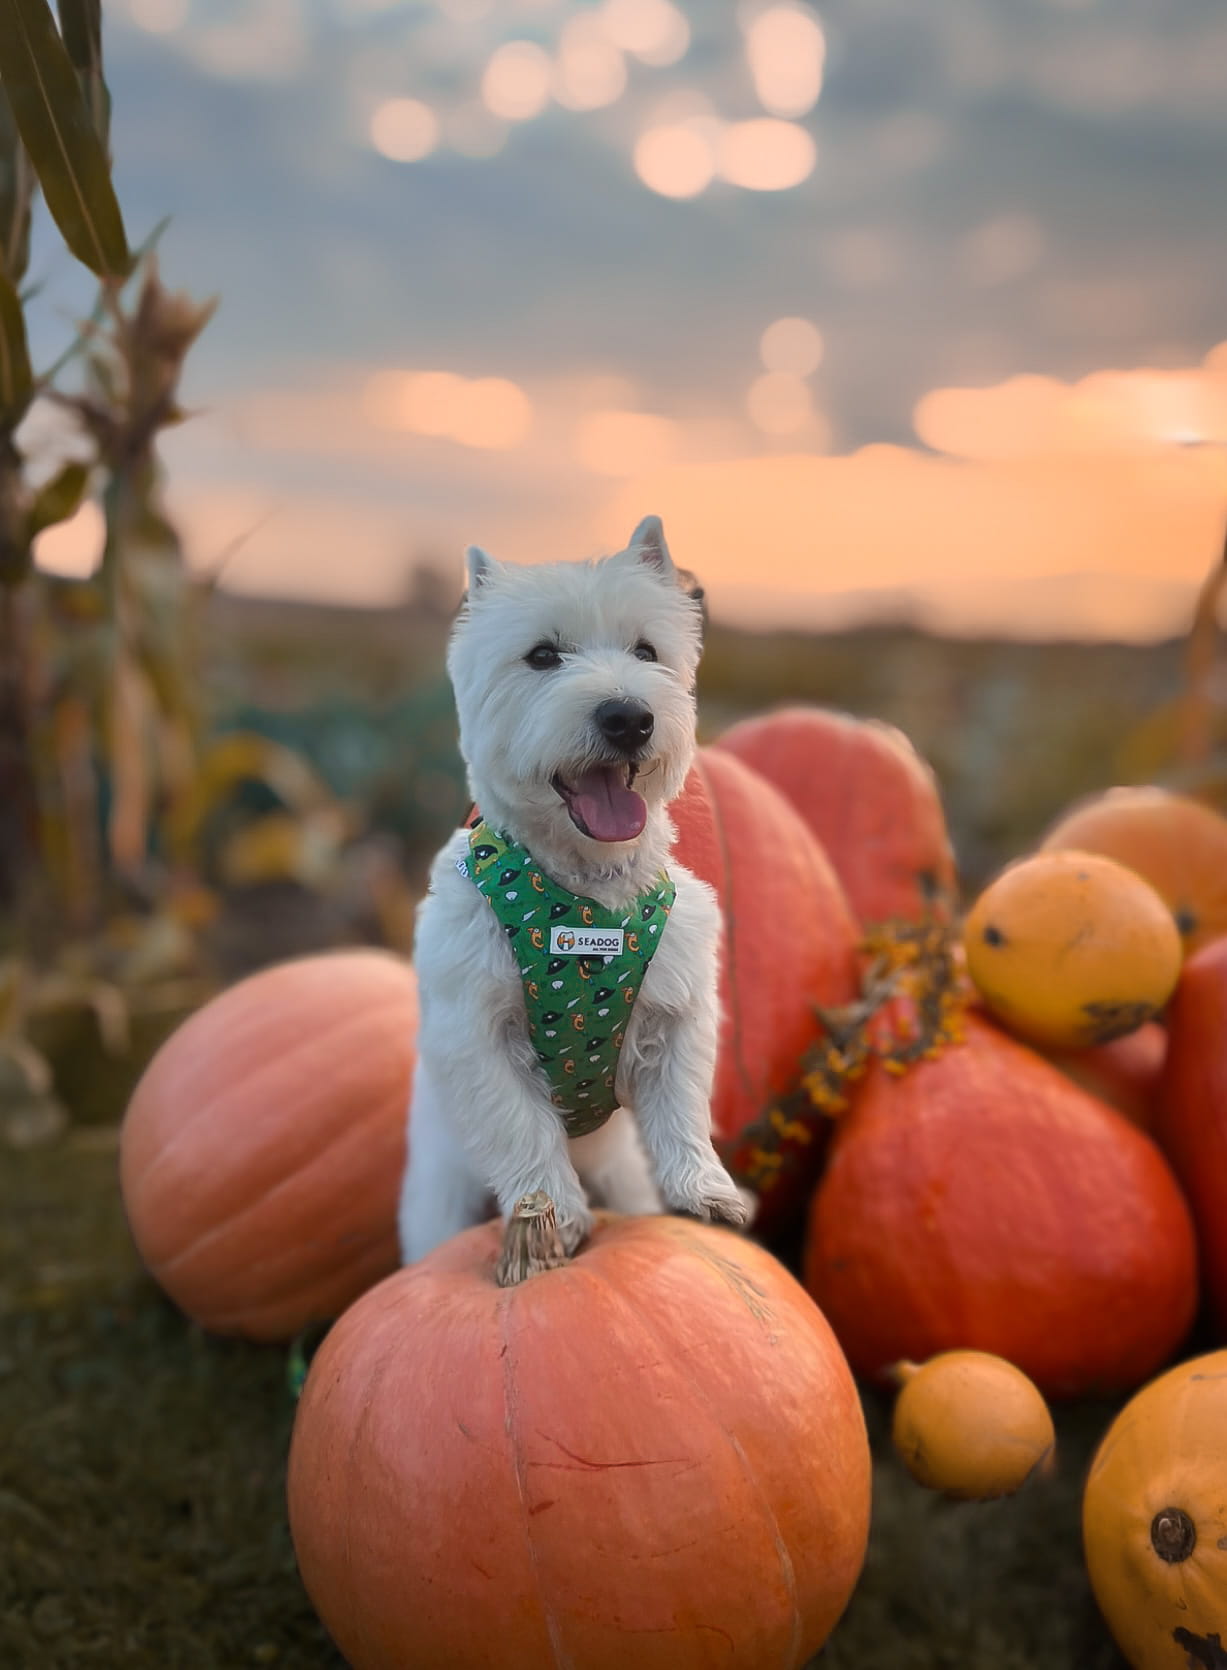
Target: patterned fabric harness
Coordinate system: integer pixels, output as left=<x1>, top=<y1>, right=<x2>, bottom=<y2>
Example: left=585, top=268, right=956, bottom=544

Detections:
left=458, top=820, right=675, bottom=1137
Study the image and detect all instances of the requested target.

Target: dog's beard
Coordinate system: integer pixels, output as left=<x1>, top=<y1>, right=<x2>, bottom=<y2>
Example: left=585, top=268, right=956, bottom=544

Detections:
left=551, top=761, right=646, bottom=843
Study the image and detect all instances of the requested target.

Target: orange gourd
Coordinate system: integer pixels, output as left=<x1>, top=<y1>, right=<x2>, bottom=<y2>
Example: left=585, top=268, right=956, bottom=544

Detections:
left=1154, top=937, right=1227, bottom=1334
left=287, top=1200, right=871, bottom=1670
left=120, top=950, right=417, bottom=1341
left=803, top=1014, right=1198, bottom=1397
left=890, top=1350, right=1055, bottom=1501
left=1041, top=785, right=1227, bottom=954
left=714, top=705, right=957, bottom=926
left=1083, top=1349, right=1227, bottom=1670
left=670, top=747, right=861, bottom=1231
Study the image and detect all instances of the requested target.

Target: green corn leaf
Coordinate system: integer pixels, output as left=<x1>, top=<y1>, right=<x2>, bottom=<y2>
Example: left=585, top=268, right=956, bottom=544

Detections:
left=0, top=81, right=34, bottom=281
left=27, top=457, right=88, bottom=537
left=54, top=0, right=107, bottom=149
left=0, top=0, right=129, bottom=278
left=0, top=262, right=32, bottom=421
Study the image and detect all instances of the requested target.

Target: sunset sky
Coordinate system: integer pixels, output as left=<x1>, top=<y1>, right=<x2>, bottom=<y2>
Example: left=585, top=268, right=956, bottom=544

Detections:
left=30, top=0, right=1227, bottom=639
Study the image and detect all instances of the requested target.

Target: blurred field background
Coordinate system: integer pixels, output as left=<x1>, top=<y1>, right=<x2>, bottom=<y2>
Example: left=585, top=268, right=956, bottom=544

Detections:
left=2, top=0, right=1227, bottom=1665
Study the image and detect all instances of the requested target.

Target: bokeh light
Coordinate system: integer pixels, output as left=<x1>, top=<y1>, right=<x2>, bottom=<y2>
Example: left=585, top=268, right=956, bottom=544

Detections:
left=760, top=315, right=824, bottom=376
left=634, top=123, right=716, bottom=198
left=368, top=98, right=439, bottom=163
left=553, top=15, right=627, bottom=111
left=455, top=378, right=535, bottom=449
left=364, top=370, right=533, bottom=450
left=599, top=0, right=691, bottom=66
left=744, top=3, right=826, bottom=118
left=574, top=409, right=680, bottom=475
left=33, top=500, right=104, bottom=580
left=482, top=41, right=552, bottom=122
left=718, top=120, right=816, bottom=190
left=746, top=371, right=813, bottom=434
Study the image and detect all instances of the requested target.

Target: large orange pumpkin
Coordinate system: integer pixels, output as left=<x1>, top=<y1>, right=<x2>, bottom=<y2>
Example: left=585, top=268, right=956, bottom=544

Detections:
left=1154, top=937, right=1227, bottom=1334
left=287, top=1200, right=872, bottom=1670
left=670, top=746, right=861, bottom=1231
left=1040, top=785, right=1227, bottom=954
left=804, top=1014, right=1198, bottom=1397
left=714, top=705, right=958, bottom=927
left=120, top=950, right=417, bottom=1341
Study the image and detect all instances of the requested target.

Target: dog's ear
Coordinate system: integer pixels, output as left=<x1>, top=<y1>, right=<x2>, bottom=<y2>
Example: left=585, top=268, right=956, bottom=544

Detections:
left=676, top=566, right=706, bottom=611
left=464, top=545, right=499, bottom=595
left=625, top=514, right=676, bottom=578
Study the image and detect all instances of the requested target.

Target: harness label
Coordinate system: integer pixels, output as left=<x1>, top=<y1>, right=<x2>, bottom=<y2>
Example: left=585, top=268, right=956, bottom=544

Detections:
left=549, top=925, right=624, bottom=956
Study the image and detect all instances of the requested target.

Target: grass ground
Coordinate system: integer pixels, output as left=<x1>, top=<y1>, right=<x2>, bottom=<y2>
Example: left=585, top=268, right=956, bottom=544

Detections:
left=2, top=1131, right=1137, bottom=1670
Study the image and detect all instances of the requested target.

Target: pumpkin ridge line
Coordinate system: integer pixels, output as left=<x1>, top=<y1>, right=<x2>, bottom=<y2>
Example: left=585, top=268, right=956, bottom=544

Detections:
left=499, top=1287, right=573, bottom=1670
left=584, top=1252, right=804, bottom=1664
left=151, top=1093, right=402, bottom=1282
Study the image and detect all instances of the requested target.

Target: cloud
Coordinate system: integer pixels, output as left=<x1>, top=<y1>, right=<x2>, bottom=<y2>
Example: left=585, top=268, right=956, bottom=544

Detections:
left=914, top=348, right=1227, bottom=459
left=51, top=347, right=1213, bottom=642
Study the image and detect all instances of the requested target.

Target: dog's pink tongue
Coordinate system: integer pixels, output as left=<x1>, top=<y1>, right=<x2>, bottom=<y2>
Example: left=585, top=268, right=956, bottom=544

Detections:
left=570, top=766, right=647, bottom=842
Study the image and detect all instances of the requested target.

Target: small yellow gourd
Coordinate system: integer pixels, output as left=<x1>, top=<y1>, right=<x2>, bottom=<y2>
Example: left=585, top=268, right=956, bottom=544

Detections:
left=1083, top=1350, right=1227, bottom=1670
left=963, top=849, right=1183, bottom=1049
left=890, top=1350, right=1055, bottom=1501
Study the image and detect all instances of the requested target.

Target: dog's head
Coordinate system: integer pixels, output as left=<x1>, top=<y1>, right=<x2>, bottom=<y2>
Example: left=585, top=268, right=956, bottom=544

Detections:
left=448, top=516, right=702, bottom=859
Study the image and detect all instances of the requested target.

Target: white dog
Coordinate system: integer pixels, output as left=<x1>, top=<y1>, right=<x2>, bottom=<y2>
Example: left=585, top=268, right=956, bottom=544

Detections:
left=397, top=516, right=749, bottom=1262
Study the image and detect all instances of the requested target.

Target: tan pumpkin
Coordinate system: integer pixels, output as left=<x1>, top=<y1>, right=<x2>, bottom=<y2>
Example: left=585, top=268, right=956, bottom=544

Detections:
left=120, top=950, right=417, bottom=1341
left=288, top=1196, right=872, bottom=1670
left=1041, top=785, right=1227, bottom=955
left=1083, top=1349, right=1227, bottom=1669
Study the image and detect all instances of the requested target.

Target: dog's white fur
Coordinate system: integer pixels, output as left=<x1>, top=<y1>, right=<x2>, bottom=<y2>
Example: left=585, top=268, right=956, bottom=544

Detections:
left=397, top=517, right=748, bottom=1261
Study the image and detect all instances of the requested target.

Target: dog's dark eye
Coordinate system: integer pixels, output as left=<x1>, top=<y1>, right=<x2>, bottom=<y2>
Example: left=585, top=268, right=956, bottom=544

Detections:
left=525, top=642, right=563, bottom=670
left=632, top=641, right=657, bottom=663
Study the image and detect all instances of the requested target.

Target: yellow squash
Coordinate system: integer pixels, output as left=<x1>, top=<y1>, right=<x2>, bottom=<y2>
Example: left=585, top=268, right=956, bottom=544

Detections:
left=1083, top=1350, right=1227, bottom=1669
left=890, top=1350, right=1055, bottom=1500
left=963, top=850, right=1182, bottom=1049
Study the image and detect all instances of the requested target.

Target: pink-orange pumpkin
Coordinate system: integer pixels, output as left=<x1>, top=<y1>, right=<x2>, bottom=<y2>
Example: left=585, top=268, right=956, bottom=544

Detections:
left=715, top=705, right=958, bottom=927
left=120, top=950, right=417, bottom=1341
left=804, top=1014, right=1198, bottom=1398
left=1155, top=937, right=1227, bottom=1334
left=1043, top=1021, right=1166, bottom=1133
left=288, top=1209, right=871, bottom=1670
left=670, top=746, right=861, bottom=1230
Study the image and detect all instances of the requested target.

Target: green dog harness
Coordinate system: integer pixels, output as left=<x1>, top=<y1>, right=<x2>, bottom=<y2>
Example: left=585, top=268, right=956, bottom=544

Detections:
left=458, top=820, right=676, bottom=1137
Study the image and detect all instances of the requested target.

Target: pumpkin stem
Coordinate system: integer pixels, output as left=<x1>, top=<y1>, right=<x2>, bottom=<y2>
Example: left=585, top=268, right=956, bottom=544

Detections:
left=1150, top=1507, right=1197, bottom=1563
left=885, top=1360, right=922, bottom=1389
left=496, top=1192, right=569, bottom=1287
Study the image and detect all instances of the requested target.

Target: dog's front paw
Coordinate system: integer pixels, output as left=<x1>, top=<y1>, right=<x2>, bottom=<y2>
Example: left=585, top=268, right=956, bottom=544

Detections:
left=660, top=1165, right=752, bottom=1231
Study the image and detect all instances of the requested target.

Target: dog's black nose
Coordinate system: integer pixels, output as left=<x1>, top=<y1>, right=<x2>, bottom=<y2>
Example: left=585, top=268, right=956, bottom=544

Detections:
left=595, top=698, right=654, bottom=754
